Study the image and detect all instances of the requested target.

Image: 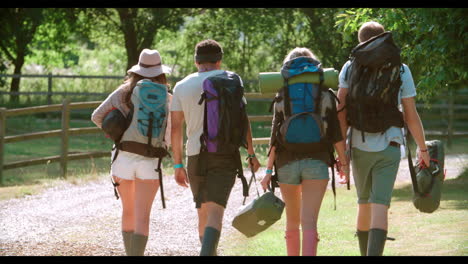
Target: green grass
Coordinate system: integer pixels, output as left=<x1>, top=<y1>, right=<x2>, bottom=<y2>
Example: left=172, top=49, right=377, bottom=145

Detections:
left=222, top=169, right=468, bottom=256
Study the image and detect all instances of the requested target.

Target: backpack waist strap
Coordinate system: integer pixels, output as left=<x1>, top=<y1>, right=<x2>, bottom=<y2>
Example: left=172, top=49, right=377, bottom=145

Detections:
left=118, top=141, right=168, bottom=158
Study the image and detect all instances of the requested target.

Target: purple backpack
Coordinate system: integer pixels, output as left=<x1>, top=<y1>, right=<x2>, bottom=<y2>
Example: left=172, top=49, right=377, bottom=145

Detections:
left=198, top=71, right=249, bottom=154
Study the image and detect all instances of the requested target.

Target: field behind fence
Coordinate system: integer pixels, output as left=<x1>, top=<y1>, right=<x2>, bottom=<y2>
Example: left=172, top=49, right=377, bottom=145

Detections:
left=1, top=74, right=467, bottom=186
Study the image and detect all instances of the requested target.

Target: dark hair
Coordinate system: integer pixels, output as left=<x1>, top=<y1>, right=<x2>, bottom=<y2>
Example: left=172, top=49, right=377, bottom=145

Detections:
left=121, top=72, right=169, bottom=108
left=194, top=39, right=223, bottom=64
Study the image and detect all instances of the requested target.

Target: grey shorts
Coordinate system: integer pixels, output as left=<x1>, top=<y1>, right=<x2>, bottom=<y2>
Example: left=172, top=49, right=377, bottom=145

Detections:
left=277, top=159, right=329, bottom=185
left=351, top=144, right=401, bottom=206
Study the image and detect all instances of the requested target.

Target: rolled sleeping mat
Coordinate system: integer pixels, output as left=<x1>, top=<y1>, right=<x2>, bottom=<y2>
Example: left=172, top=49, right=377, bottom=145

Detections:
left=259, top=68, right=339, bottom=94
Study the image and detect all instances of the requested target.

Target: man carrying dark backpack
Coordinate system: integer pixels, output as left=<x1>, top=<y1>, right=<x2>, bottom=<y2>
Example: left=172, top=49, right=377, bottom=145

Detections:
left=336, top=21, right=431, bottom=256
left=170, top=39, right=260, bottom=256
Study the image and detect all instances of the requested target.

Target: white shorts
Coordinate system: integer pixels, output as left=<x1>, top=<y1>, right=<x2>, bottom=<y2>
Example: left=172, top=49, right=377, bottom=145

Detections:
left=111, top=150, right=161, bottom=180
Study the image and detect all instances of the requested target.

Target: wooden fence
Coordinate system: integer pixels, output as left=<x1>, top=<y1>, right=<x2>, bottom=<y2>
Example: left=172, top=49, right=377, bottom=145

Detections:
left=1, top=81, right=468, bottom=185
left=2, top=92, right=468, bottom=186
left=0, top=95, right=272, bottom=185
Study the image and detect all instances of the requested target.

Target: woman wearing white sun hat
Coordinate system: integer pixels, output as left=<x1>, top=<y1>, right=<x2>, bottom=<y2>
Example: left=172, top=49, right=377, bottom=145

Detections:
left=91, top=49, right=172, bottom=256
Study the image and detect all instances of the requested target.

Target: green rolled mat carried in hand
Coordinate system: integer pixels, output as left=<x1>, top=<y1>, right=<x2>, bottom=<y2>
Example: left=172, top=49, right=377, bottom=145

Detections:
left=258, top=68, right=339, bottom=94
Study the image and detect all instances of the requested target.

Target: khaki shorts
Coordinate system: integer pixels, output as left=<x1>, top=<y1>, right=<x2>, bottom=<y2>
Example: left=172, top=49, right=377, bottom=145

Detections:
left=187, top=154, right=238, bottom=209
left=111, top=150, right=160, bottom=180
left=351, top=144, right=401, bottom=206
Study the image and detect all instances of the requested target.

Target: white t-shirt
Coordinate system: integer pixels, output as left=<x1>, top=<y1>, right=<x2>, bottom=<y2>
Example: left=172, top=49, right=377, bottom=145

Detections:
left=170, top=70, right=226, bottom=156
left=339, top=60, right=417, bottom=152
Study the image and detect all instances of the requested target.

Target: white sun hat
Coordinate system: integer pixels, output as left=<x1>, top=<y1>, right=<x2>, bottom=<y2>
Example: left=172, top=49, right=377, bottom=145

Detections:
left=127, top=49, right=172, bottom=77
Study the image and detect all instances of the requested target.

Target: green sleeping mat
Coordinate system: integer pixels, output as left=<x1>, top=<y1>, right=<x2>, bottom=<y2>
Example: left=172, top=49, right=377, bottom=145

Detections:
left=258, top=68, right=339, bottom=94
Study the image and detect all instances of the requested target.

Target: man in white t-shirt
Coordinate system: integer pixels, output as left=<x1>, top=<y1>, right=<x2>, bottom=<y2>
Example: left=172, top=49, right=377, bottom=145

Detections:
left=170, top=39, right=260, bottom=256
left=336, top=21, right=430, bottom=256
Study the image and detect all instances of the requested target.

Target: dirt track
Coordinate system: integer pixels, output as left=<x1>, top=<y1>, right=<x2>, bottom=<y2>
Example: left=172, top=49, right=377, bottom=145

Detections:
left=1, top=154, right=466, bottom=256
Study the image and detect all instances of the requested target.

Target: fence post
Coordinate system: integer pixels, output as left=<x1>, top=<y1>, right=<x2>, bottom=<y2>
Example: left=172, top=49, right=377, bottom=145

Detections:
left=47, top=73, right=53, bottom=105
left=47, top=73, right=53, bottom=122
left=447, top=88, right=454, bottom=148
left=0, top=108, right=6, bottom=186
left=60, top=99, right=70, bottom=179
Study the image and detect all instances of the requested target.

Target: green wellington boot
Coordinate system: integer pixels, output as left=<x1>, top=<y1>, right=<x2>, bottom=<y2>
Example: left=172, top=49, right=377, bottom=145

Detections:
left=200, top=226, right=220, bottom=256
left=122, top=231, right=133, bottom=256
left=131, top=233, right=148, bottom=256
left=356, top=230, right=369, bottom=256
left=367, top=228, right=387, bottom=256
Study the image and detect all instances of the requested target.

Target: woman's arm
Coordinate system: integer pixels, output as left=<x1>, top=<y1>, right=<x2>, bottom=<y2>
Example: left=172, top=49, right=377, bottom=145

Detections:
left=260, top=146, right=276, bottom=192
left=91, top=88, right=123, bottom=128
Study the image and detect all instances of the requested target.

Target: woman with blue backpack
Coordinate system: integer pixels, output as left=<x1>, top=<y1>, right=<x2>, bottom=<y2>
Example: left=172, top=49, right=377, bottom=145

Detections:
left=260, top=47, right=349, bottom=256
left=91, top=49, right=172, bottom=256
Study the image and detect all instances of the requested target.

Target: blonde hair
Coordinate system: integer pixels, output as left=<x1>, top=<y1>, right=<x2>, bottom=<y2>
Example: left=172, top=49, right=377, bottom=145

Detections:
left=358, top=21, right=385, bottom=43
left=283, top=47, right=318, bottom=65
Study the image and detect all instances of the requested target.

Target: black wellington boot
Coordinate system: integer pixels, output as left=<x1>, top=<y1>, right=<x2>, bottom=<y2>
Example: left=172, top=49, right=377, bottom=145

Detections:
left=356, top=229, right=369, bottom=256
left=122, top=231, right=133, bottom=256
left=200, top=226, right=220, bottom=256
left=131, top=233, right=148, bottom=256
left=367, top=228, right=387, bottom=256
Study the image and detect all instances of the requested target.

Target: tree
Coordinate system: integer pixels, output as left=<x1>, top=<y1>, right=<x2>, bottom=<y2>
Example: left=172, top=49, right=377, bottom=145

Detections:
left=335, top=8, right=468, bottom=99
left=86, top=8, right=191, bottom=72
left=0, top=8, right=45, bottom=103
left=0, top=8, right=84, bottom=103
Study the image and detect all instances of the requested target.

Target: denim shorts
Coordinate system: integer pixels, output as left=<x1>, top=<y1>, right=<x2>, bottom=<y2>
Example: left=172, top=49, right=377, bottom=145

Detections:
left=277, top=159, right=329, bottom=185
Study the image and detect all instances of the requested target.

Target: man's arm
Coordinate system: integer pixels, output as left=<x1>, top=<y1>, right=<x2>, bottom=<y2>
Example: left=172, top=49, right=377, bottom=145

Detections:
left=336, top=87, right=349, bottom=141
left=402, top=97, right=430, bottom=166
left=246, top=120, right=261, bottom=172
left=171, top=110, right=189, bottom=187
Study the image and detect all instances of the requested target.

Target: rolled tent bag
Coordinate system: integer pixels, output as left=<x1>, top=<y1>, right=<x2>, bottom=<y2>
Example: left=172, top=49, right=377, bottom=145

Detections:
left=412, top=140, right=445, bottom=213
left=259, top=68, right=339, bottom=94
left=232, top=190, right=285, bottom=238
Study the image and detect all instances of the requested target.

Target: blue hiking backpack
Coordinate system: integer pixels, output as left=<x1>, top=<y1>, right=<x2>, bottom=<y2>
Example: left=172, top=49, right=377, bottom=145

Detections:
left=270, top=56, right=344, bottom=207
left=103, top=79, right=170, bottom=208
left=274, top=56, right=336, bottom=154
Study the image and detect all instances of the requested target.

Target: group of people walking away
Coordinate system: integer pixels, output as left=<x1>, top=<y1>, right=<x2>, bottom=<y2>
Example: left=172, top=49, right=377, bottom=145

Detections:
left=91, top=21, right=430, bottom=256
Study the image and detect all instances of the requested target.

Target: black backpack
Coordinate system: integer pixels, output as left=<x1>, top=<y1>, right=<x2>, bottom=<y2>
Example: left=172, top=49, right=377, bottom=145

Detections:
left=345, top=31, right=405, bottom=141
left=198, top=71, right=249, bottom=154
left=196, top=71, right=250, bottom=207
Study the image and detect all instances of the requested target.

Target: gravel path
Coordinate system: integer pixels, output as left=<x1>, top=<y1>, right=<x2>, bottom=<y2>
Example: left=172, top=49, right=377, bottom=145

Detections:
left=1, top=154, right=466, bottom=256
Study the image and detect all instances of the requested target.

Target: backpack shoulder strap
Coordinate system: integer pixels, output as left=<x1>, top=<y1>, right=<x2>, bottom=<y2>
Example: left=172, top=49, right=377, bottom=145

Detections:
left=404, top=124, right=420, bottom=195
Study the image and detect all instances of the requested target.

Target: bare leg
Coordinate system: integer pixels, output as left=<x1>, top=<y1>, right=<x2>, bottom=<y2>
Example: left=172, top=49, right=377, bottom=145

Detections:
left=113, top=176, right=135, bottom=256
left=134, top=178, right=159, bottom=236
left=114, top=176, right=135, bottom=232
left=300, top=179, right=328, bottom=256
left=279, top=183, right=301, bottom=256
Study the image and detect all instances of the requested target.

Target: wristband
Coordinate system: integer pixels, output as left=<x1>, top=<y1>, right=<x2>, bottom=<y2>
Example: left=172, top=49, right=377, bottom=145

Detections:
left=266, top=169, right=273, bottom=174
left=247, top=154, right=256, bottom=158
left=420, top=149, right=428, bottom=152
left=173, top=163, right=183, bottom=169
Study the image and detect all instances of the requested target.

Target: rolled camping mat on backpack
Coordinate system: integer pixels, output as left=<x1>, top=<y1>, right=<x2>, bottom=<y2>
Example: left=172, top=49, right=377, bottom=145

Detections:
left=412, top=140, right=445, bottom=213
left=259, top=68, right=339, bottom=94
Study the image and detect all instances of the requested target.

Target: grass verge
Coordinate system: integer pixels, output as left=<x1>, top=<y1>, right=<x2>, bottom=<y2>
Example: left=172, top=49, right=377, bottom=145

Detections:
left=222, top=169, right=468, bottom=256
